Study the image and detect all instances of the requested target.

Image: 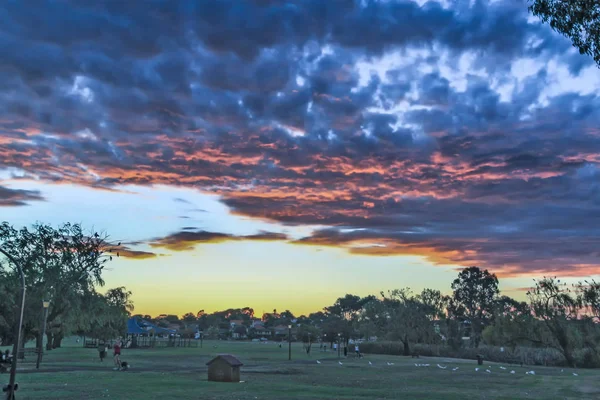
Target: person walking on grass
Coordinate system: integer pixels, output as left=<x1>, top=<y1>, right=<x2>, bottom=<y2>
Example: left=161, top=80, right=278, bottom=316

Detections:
left=98, top=341, right=106, bottom=362
left=355, top=344, right=362, bottom=358
left=113, top=340, right=122, bottom=370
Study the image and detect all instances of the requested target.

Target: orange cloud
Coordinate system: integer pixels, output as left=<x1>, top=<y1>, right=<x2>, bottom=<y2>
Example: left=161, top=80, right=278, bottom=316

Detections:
left=149, top=230, right=288, bottom=252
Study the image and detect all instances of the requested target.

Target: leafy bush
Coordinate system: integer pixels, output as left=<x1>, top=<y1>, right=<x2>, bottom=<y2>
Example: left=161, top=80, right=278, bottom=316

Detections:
left=577, top=348, right=600, bottom=368
left=360, top=341, right=570, bottom=367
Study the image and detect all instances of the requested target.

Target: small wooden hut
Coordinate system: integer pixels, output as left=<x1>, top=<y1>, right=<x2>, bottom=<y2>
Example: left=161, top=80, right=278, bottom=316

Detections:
left=206, top=354, right=243, bottom=382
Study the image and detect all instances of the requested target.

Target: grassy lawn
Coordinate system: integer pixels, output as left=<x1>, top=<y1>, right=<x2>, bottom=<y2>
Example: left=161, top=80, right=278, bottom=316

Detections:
left=2, top=339, right=599, bottom=399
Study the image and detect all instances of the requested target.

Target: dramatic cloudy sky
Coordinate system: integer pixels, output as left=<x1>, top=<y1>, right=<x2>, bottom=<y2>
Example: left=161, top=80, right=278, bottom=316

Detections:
left=1, top=0, right=600, bottom=316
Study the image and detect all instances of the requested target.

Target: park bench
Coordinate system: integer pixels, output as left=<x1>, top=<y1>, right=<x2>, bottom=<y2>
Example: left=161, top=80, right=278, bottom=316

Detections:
left=17, top=348, right=41, bottom=360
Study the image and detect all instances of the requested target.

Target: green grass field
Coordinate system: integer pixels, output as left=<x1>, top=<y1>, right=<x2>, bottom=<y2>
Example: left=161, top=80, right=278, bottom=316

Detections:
left=2, top=339, right=599, bottom=399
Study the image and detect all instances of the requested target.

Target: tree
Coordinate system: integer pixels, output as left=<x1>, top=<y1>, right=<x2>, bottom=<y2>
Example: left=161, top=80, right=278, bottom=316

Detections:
left=182, top=313, right=198, bottom=325
left=578, top=279, right=600, bottom=320
left=0, top=268, right=17, bottom=345
left=233, top=325, right=247, bottom=338
left=529, top=0, right=600, bottom=67
left=326, top=294, right=375, bottom=321
left=449, top=267, right=499, bottom=347
left=241, top=307, right=254, bottom=319
left=0, top=222, right=118, bottom=349
left=297, top=324, right=320, bottom=353
left=380, top=289, right=434, bottom=355
left=528, top=277, right=582, bottom=367
left=325, top=294, right=376, bottom=344
left=482, top=296, right=532, bottom=349
left=77, top=288, right=133, bottom=341
left=416, top=289, right=449, bottom=320
left=163, top=315, right=180, bottom=324
left=574, top=280, right=600, bottom=363
left=105, top=287, right=134, bottom=315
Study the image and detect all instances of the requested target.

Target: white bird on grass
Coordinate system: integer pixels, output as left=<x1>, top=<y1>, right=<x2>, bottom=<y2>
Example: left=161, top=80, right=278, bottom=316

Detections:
left=475, top=368, right=480, bottom=372
left=316, top=360, right=321, bottom=364
left=338, top=361, right=343, bottom=366
left=499, top=366, right=506, bottom=370
left=423, top=364, right=430, bottom=367
left=486, top=369, right=492, bottom=373
left=452, top=367, right=459, bottom=371
left=387, top=362, right=395, bottom=366
left=525, top=371, right=535, bottom=375
left=437, top=364, right=447, bottom=369
left=510, top=371, right=515, bottom=374
left=368, top=361, right=373, bottom=365
left=573, top=372, right=579, bottom=376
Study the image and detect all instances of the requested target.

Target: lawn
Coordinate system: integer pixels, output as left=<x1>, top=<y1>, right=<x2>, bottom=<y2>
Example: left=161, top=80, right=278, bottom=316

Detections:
left=2, top=339, right=599, bottom=399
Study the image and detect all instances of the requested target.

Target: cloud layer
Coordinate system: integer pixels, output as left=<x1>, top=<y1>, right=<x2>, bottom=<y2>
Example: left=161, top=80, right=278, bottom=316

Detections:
left=1, top=0, right=600, bottom=277
left=0, top=185, right=44, bottom=206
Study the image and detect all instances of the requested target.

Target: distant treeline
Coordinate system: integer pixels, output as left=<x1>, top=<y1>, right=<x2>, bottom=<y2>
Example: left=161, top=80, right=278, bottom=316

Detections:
left=140, top=267, right=600, bottom=368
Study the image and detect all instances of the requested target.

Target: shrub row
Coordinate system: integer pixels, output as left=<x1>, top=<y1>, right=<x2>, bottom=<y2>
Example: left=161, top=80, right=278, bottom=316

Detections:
left=359, top=341, right=600, bottom=368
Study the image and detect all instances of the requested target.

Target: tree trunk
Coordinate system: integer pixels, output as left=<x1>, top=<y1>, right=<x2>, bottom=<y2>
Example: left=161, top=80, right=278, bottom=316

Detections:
left=472, top=332, right=481, bottom=348
left=563, top=349, right=576, bottom=368
left=52, top=333, right=63, bottom=349
left=17, top=336, right=25, bottom=360
left=403, top=337, right=410, bottom=356
left=46, top=332, right=53, bottom=351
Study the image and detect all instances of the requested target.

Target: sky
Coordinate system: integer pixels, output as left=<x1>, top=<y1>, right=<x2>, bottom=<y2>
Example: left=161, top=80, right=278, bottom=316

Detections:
left=1, top=0, right=600, bottom=317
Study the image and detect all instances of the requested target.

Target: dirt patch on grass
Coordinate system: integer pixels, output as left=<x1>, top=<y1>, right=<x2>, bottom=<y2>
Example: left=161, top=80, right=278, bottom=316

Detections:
left=577, top=384, right=600, bottom=395
left=244, top=366, right=304, bottom=375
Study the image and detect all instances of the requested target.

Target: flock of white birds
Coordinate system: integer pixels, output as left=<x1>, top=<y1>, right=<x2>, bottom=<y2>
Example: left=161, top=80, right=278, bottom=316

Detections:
left=314, top=359, right=580, bottom=377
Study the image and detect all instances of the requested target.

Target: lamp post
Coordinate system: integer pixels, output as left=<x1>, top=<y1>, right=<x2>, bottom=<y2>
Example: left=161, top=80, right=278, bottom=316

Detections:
left=288, top=325, right=292, bottom=361
left=337, top=333, right=341, bottom=359
left=0, top=248, right=26, bottom=400
left=36, top=301, right=50, bottom=369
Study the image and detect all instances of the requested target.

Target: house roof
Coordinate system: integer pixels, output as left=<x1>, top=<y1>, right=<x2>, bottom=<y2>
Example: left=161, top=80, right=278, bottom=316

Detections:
left=127, top=317, right=146, bottom=335
left=254, top=325, right=268, bottom=330
left=206, top=354, right=243, bottom=367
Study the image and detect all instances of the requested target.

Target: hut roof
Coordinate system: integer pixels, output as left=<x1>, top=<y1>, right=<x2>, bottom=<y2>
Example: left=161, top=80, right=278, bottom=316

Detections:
left=127, top=317, right=146, bottom=335
left=206, top=354, right=243, bottom=367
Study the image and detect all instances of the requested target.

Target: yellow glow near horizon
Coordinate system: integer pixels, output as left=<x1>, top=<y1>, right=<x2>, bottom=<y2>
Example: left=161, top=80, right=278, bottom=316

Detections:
left=100, top=240, right=466, bottom=317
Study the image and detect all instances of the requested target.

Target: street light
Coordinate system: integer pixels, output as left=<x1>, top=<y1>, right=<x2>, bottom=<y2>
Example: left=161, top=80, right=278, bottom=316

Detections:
left=0, top=248, right=26, bottom=400
left=36, top=301, right=50, bottom=369
left=288, top=325, right=292, bottom=361
left=337, top=333, right=341, bottom=359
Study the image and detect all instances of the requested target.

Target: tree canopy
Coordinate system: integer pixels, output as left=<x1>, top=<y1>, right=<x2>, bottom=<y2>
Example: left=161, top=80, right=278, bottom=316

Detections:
left=529, top=0, right=600, bottom=67
left=0, top=222, right=131, bottom=348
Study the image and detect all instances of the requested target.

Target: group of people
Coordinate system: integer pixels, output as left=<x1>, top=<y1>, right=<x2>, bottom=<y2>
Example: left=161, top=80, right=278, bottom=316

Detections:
left=97, top=339, right=124, bottom=370
left=319, top=342, right=363, bottom=358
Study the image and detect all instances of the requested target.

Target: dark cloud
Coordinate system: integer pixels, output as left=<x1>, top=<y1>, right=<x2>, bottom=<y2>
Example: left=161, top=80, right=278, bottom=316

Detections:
left=113, top=245, right=159, bottom=260
left=1, top=0, right=599, bottom=278
left=0, top=185, right=45, bottom=206
left=173, top=197, right=192, bottom=204
left=149, top=230, right=288, bottom=251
